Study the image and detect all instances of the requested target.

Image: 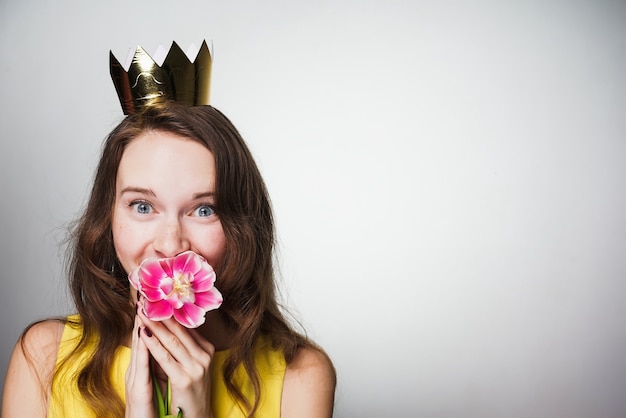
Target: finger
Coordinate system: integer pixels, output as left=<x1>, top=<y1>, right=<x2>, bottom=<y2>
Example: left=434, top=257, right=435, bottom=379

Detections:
left=137, top=300, right=215, bottom=357
left=137, top=306, right=208, bottom=368
left=130, top=307, right=154, bottom=381
left=160, top=319, right=215, bottom=379
left=137, top=309, right=189, bottom=359
left=125, top=315, right=140, bottom=382
left=160, top=317, right=215, bottom=358
left=126, top=315, right=154, bottom=409
left=134, top=325, right=152, bottom=385
left=137, top=316, right=213, bottom=385
left=139, top=325, right=188, bottom=383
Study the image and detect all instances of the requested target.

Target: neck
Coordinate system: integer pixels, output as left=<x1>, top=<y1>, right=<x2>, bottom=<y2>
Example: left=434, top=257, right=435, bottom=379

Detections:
left=197, top=310, right=234, bottom=351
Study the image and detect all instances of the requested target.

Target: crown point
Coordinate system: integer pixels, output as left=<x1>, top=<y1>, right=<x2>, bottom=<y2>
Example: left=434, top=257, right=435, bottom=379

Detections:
left=109, top=40, right=213, bottom=115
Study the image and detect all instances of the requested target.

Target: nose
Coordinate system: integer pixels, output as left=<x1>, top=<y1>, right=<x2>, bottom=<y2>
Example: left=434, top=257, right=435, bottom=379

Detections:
left=152, top=218, right=190, bottom=258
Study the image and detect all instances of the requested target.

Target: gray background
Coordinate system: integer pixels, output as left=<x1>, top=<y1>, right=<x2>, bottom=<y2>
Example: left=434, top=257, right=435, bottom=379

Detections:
left=1, top=1, right=625, bottom=417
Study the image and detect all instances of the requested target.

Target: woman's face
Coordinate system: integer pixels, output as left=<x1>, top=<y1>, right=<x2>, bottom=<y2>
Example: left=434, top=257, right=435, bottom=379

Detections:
left=111, top=130, right=226, bottom=280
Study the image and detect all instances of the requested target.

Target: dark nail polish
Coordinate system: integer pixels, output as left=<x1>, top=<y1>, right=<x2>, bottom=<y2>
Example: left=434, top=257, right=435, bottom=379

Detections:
left=144, top=327, right=153, bottom=337
left=137, top=326, right=142, bottom=337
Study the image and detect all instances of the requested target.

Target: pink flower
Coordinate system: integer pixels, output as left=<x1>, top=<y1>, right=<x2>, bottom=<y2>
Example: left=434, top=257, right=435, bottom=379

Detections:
left=129, top=251, right=223, bottom=328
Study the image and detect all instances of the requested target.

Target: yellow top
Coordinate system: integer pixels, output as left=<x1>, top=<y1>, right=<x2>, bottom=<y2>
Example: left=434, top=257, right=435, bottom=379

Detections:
left=49, top=315, right=286, bottom=418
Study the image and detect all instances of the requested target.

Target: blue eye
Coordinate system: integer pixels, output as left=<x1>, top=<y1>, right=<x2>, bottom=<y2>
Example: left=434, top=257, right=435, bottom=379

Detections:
left=194, top=204, right=215, bottom=217
left=131, top=201, right=152, bottom=214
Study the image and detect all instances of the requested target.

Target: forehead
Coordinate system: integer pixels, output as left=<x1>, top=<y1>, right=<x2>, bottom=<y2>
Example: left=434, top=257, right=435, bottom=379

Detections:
left=116, top=130, right=216, bottom=191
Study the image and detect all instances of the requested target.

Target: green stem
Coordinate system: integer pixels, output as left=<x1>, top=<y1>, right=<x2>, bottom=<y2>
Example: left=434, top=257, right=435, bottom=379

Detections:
left=152, top=373, right=182, bottom=417
left=152, top=373, right=166, bottom=417
left=167, top=379, right=172, bottom=413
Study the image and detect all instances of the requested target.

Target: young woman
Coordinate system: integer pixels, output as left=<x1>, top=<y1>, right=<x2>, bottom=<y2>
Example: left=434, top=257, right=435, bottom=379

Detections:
left=2, top=103, right=336, bottom=417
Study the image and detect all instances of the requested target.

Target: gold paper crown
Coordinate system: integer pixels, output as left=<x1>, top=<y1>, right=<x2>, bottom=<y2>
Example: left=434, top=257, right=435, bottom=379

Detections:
left=110, top=41, right=212, bottom=115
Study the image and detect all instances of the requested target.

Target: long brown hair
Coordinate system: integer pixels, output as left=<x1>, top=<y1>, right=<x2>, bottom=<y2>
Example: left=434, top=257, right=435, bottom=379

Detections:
left=53, top=103, right=328, bottom=416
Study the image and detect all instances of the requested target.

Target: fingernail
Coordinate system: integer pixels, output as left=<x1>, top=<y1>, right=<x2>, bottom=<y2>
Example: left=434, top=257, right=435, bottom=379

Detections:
left=144, top=327, right=153, bottom=337
left=137, top=326, right=142, bottom=337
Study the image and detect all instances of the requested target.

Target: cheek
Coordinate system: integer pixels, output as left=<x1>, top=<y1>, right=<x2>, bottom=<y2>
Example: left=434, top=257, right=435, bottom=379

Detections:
left=111, top=216, right=136, bottom=273
left=196, top=224, right=227, bottom=270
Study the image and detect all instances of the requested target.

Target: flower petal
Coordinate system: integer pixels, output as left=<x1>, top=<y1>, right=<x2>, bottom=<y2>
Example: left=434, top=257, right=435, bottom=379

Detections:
left=144, top=299, right=174, bottom=321
left=128, top=251, right=223, bottom=328
left=173, top=251, right=202, bottom=275
left=129, top=267, right=142, bottom=291
left=142, top=285, right=167, bottom=302
left=194, top=288, right=223, bottom=311
left=159, top=257, right=174, bottom=278
left=190, top=268, right=216, bottom=292
left=157, top=276, right=174, bottom=297
left=173, top=303, right=206, bottom=328
left=166, top=290, right=185, bottom=309
left=138, top=258, right=169, bottom=287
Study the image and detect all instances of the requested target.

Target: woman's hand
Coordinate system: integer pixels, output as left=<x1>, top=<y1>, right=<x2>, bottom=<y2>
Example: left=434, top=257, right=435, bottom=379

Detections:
left=125, top=314, right=157, bottom=417
left=131, top=302, right=216, bottom=418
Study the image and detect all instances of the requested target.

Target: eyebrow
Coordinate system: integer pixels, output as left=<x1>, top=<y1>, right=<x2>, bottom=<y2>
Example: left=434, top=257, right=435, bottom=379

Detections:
left=119, top=187, right=215, bottom=200
left=119, top=186, right=156, bottom=197
left=192, top=191, right=216, bottom=200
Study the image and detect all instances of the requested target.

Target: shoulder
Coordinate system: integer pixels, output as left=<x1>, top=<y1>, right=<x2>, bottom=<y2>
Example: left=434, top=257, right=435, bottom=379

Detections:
left=281, top=346, right=336, bottom=418
left=285, top=346, right=336, bottom=383
left=23, top=319, right=66, bottom=359
left=2, top=319, right=65, bottom=418
left=16, top=319, right=65, bottom=367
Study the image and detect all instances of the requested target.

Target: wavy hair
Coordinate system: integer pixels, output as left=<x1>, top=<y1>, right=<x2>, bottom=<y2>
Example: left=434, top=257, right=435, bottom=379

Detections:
left=52, top=103, right=326, bottom=417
